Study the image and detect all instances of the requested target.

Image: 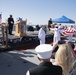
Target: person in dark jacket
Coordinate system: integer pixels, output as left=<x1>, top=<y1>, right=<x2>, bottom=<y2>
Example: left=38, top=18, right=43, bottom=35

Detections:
left=8, top=15, right=14, bottom=35
left=48, top=18, right=52, bottom=30
left=26, top=44, right=62, bottom=75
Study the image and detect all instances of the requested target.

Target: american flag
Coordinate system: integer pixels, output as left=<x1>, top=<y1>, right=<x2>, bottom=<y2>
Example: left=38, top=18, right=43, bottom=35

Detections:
left=61, top=27, right=76, bottom=35
left=60, top=27, right=76, bottom=35
left=0, top=13, right=2, bottom=24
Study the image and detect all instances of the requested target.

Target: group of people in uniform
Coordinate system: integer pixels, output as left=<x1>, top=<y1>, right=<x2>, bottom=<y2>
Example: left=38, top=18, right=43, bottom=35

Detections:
left=53, top=24, right=76, bottom=43
left=38, top=22, right=76, bottom=45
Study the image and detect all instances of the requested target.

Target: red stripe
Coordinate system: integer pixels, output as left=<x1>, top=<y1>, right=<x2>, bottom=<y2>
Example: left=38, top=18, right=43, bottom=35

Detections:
left=0, top=20, right=2, bottom=24
left=62, top=28, right=76, bottom=35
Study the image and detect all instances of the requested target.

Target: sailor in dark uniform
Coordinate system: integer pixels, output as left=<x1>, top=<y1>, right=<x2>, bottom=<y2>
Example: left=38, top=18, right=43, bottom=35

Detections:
left=26, top=44, right=62, bottom=75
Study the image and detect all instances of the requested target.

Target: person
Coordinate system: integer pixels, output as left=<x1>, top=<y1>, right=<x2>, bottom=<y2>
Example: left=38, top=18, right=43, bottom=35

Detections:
left=67, top=25, right=74, bottom=42
left=48, top=18, right=52, bottom=30
left=53, top=25, right=61, bottom=43
left=8, top=15, right=14, bottom=35
left=68, top=42, right=76, bottom=75
left=58, top=24, right=62, bottom=29
left=53, top=24, right=68, bottom=44
left=68, top=42, right=76, bottom=60
left=51, top=40, right=66, bottom=59
left=26, top=44, right=62, bottom=75
left=53, top=43, right=73, bottom=75
left=38, top=25, right=46, bottom=44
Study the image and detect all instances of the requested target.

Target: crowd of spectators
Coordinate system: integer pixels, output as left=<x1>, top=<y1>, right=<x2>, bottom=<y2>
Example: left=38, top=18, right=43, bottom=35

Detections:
left=26, top=40, right=76, bottom=75
left=25, top=20, right=76, bottom=75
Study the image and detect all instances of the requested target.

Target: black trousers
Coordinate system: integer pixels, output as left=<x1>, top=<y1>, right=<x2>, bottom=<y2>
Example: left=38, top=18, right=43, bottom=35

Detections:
left=8, top=24, right=13, bottom=34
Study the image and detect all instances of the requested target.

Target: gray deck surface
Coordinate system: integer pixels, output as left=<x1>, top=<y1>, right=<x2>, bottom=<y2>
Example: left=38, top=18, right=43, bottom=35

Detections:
left=0, top=31, right=76, bottom=75
left=0, top=48, right=76, bottom=75
left=0, top=49, right=40, bottom=75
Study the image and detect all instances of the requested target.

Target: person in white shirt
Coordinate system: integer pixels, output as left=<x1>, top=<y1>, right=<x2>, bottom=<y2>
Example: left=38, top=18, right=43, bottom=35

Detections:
left=53, top=24, right=67, bottom=44
left=58, top=24, right=62, bottom=29
left=67, top=25, right=73, bottom=42
left=53, top=25, right=61, bottom=43
left=38, top=25, right=46, bottom=44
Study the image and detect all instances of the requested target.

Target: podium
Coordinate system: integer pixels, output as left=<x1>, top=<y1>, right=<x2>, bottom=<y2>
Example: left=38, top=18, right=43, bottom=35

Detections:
left=14, top=20, right=27, bottom=37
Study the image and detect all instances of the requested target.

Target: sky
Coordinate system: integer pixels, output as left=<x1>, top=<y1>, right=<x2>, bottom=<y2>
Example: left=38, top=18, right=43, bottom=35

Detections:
left=0, top=0, right=76, bottom=25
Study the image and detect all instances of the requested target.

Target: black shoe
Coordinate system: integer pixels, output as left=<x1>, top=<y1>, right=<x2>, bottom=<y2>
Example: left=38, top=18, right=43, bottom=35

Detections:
left=10, top=34, right=13, bottom=35
left=9, top=33, right=13, bottom=35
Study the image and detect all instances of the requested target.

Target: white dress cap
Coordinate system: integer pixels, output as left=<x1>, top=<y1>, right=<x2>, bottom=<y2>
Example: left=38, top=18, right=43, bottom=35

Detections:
left=55, top=25, right=58, bottom=28
left=35, top=44, right=53, bottom=59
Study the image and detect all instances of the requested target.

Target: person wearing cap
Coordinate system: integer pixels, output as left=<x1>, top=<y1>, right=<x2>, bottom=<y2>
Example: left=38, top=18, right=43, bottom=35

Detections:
left=8, top=15, right=14, bottom=35
left=53, top=25, right=61, bottom=43
left=38, top=25, right=46, bottom=44
left=26, top=44, right=62, bottom=75
left=53, top=24, right=66, bottom=44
